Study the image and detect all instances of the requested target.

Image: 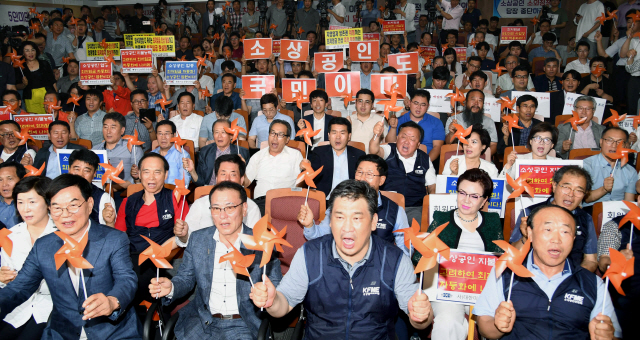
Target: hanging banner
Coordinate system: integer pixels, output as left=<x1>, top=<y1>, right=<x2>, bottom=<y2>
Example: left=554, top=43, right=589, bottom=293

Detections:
left=314, top=52, right=344, bottom=73
left=13, top=114, right=53, bottom=140
left=493, top=0, right=549, bottom=19
left=120, top=49, right=155, bottom=73
left=58, top=149, right=108, bottom=182
left=242, top=75, right=276, bottom=99
left=79, top=61, right=112, bottom=86
left=514, top=159, right=584, bottom=197
left=500, top=26, right=528, bottom=44
left=324, top=72, right=361, bottom=98
left=165, top=61, right=198, bottom=85
left=325, top=27, right=363, bottom=50
left=282, top=79, right=317, bottom=103
left=124, top=33, right=155, bottom=48
left=280, top=39, right=310, bottom=62
left=371, top=74, right=408, bottom=100
left=510, top=91, right=551, bottom=118
left=381, top=20, right=405, bottom=35
left=86, top=42, right=121, bottom=61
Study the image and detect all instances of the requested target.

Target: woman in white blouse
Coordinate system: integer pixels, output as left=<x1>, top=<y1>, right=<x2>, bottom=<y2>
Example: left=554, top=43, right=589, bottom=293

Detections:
left=500, top=122, right=559, bottom=179
left=0, top=176, right=55, bottom=338
left=443, top=124, right=499, bottom=178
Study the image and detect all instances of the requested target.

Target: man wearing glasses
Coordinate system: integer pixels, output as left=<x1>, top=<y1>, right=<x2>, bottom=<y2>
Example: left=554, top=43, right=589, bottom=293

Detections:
left=497, top=95, right=542, bottom=155
left=245, top=119, right=304, bottom=214
left=583, top=126, right=638, bottom=206
left=495, top=57, right=534, bottom=96
left=555, top=96, right=605, bottom=159
left=509, top=165, right=599, bottom=273
left=0, top=174, right=142, bottom=339
left=455, top=56, right=490, bottom=93
left=247, top=93, right=295, bottom=150
left=124, top=90, right=156, bottom=152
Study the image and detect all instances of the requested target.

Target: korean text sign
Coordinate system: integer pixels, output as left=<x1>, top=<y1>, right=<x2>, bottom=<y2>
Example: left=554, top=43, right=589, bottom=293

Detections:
left=165, top=61, right=198, bottom=85
left=282, top=79, right=317, bottom=103
left=120, top=49, right=154, bottom=73
left=500, top=26, right=527, bottom=44
left=426, top=89, right=453, bottom=113
left=58, top=149, right=107, bottom=182
left=86, top=42, right=121, bottom=60
left=13, top=114, right=54, bottom=140
left=324, top=72, right=361, bottom=98
left=314, top=52, right=344, bottom=73
left=280, top=39, right=309, bottom=62
left=133, top=36, right=175, bottom=57
left=388, top=52, right=420, bottom=74
left=382, top=20, right=405, bottom=35
left=349, top=41, right=379, bottom=62
left=562, top=93, right=606, bottom=123
left=494, top=0, right=549, bottom=19
left=79, top=61, right=112, bottom=85
left=124, top=33, right=155, bottom=48
left=435, top=175, right=507, bottom=217
left=325, top=27, right=363, bottom=50
left=272, top=40, right=281, bottom=56
left=453, top=47, right=467, bottom=63
left=515, top=159, right=584, bottom=196
left=434, top=251, right=499, bottom=304
left=419, top=46, right=437, bottom=60
left=242, top=75, right=276, bottom=99
left=371, top=74, right=408, bottom=99
left=510, top=91, right=551, bottom=118
left=244, top=38, right=273, bottom=60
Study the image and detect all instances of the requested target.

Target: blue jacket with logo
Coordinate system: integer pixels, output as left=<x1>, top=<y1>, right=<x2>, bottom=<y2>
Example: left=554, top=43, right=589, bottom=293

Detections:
left=124, top=187, right=175, bottom=253
left=382, top=143, right=430, bottom=207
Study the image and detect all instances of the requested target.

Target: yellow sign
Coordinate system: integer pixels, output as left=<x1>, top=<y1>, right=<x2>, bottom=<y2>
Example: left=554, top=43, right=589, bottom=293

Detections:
left=124, top=33, right=155, bottom=48
left=133, top=36, right=175, bottom=57
left=324, top=27, right=363, bottom=50
left=86, top=42, right=121, bottom=60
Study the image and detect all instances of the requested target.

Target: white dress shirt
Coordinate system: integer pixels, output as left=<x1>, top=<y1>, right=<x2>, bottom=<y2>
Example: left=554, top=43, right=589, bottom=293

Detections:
left=380, top=145, right=437, bottom=186
left=564, top=59, right=591, bottom=74
left=0, top=219, right=57, bottom=327
left=67, top=222, right=91, bottom=340
left=442, top=155, right=500, bottom=178
left=170, top=113, right=204, bottom=150
left=209, top=230, right=242, bottom=315
left=440, top=0, right=463, bottom=30
left=400, top=2, right=416, bottom=32
left=245, top=146, right=304, bottom=198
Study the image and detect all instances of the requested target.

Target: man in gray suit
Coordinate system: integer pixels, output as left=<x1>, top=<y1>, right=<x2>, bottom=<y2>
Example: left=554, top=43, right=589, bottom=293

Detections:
left=202, top=0, right=225, bottom=36
left=555, top=95, right=605, bottom=159
left=150, top=181, right=282, bottom=339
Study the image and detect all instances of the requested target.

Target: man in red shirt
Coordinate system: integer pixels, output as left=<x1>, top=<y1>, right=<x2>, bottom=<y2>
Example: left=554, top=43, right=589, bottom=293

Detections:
left=103, top=72, right=132, bottom=115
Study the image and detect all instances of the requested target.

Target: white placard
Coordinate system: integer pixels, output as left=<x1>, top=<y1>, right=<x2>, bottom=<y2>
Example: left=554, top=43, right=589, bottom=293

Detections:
left=428, top=194, right=458, bottom=225
left=619, top=117, right=636, bottom=134
left=510, top=91, right=551, bottom=118
left=484, top=97, right=502, bottom=123
left=562, top=93, right=606, bottom=123
left=602, top=201, right=634, bottom=227
left=426, top=89, right=452, bottom=113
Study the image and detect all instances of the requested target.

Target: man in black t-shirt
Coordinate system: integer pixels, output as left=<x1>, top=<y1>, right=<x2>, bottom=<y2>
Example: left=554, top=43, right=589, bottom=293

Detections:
left=0, top=59, right=16, bottom=100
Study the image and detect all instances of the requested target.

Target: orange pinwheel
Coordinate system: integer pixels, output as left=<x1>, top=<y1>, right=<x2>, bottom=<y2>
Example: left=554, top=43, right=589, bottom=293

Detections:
left=492, top=66, right=507, bottom=77
left=178, top=55, right=188, bottom=61
left=341, top=92, right=356, bottom=108
left=140, top=301, right=160, bottom=321
left=293, top=93, right=308, bottom=110
left=62, top=56, right=72, bottom=65
left=606, top=142, right=637, bottom=168
left=154, top=94, right=172, bottom=111
left=493, top=239, right=534, bottom=278
left=530, top=17, right=539, bottom=26
left=296, top=120, right=321, bottom=146
left=506, top=173, right=535, bottom=199
left=54, top=231, right=93, bottom=270
left=139, top=235, right=174, bottom=269
left=66, top=94, right=83, bottom=106
left=170, top=132, right=188, bottom=153
left=12, top=58, right=25, bottom=70
left=629, top=12, right=640, bottom=22
left=606, top=10, right=619, bottom=21
left=399, top=47, right=407, bottom=53
left=2, top=98, right=18, bottom=111
left=0, top=106, right=15, bottom=117
left=412, top=222, right=450, bottom=273
left=4, top=50, right=17, bottom=61
left=602, top=109, right=627, bottom=126
left=592, top=64, right=606, bottom=78
left=175, top=21, right=182, bottom=28
left=394, top=219, right=425, bottom=249
left=297, top=164, right=323, bottom=188
left=564, top=110, right=588, bottom=131
left=122, top=129, right=145, bottom=153
left=196, top=56, right=207, bottom=69
left=620, top=200, right=640, bottom=231
left=381, top=103, right=404, bottom=121
left=99, top=38, right=108, bottom=50
left=595, top=12, right=608, bottom=25
left=297, top=27, right=305, bottom=35
left=24, top=163, right=45, bottom=177
left=198, top=87, right=213, bottom=100
left=213, top=33, right=220, bottom=40
left=29, top=22, right=40, bottom=32
left=219, top=244, right=255, bottom=277
left=223, top=118, right=247, bottom=142
left=445, top=86, right=465, bottom=108
left=239, top=215, right=292, bottom=267
left=441, top=43, right=449, bottom=50
left=468, top=38, right=477, bottom=48
left=603, top=248, right=634, bottom=296
left=269, top=24, right=277, bottom=30
left=104, top=55, right=116, bottom=66
left=226, top=1, right=232, bottom=6
left=13, top=128, right=36, bottom=146
left=377, top=18, right=384, bottom=25
left=224, top=50, right=232, bottom=59
left=423, top=56, right=432, bottom=67
left=29, top=7, right=38, bottom=15
left=633, top=115, right=640, bottom=130
left=0, top=228, right=13, bottom=257
left=452, top=123, right=472, bottom=144
left=240, top=35, right=246, bottom=42
left=223, top=23, right=232, bottom=30
left=155, top=26, right=163, bottom=34
left=36, top=13, right=45, bottom=23
left=206, top=50, right=217, bottom=61
left=502, top=113, right=523, bottom=131
left=68, top=17, right=79, bottom=26
left=497, top=96, right=517, bottom=112
left=173, top=178, right=190, bottom=200
left=99, top=160, right=126, bottom=188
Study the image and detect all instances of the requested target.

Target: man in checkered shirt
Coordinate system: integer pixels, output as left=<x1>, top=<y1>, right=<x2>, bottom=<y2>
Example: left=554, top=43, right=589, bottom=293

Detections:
left=226, top=0, right=243, bottom=31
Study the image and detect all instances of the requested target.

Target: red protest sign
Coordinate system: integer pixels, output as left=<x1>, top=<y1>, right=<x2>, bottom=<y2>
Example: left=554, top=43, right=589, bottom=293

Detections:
left=324, top=72, right=361, bottom=98
left=244, top=38, right=273, bottom=60
left=282, top=79, right=317, bottom=103
left=120, top=49, right=154, bottom=73
left=382, top=20, right=405, bottom=35
left=314, top=52, right=344, bottom=73
left=280, top=39, right=309, bottom=62
left=516, top=164, right=565, bottom=196
left=0, top=107, right=11, bottom=121
left=500, top=26, right=528, bottom=44
left=419, top=46, right=437, bottom=60
left=388, top=52, right=420, bottom=74
left=363, top=33, right=380, bottom=41
left=434, top=251, right=499, bottom=303
left=349, top=41, right=379, bottom=62
left=241, top=75, right=276, bottom=99
left=13, top=114, right=54, bottom=140
left=371, top=74, right=407, bottom=99
left=272, top=40, right=281, bottom=56
left=454, top=47, right=467, bottom=63
left=79, top=61, right=112, bottom=85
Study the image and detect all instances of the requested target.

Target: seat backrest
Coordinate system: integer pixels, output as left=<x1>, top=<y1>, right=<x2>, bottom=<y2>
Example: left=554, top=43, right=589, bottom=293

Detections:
left=418, top=144, right=428, bottom=154
left=280, top=108, right=295, bottom=122
left=127, top=183, right=176, bottom=196
left=502, top=146, right=530, bottom=165
left=287, top=140, right=306, bottom=158
left=150, top=139, right=196, bottom=161
left=566, top=56, right=578, bottom=65
left=591, top=202, right=603, bottom=237
left=233, top=109, right=250, bottom=131
left=194, top=185, right=213, bottom=199
left=380, top=191, right=405, bottom=209
left=238, top=140, right=250, bottom=150
left=266, top=188, right=326, bottom=275
left=439, top=144, right=462, bottom=175
left=532, top=57, right=546, bottom=76
left=70, top=138, right=92, bottom=149
left=527, top=44, right=541, bottom=53
left=568, top=148, right=600, bottom=160
left=503, top=198, right=515, bottom=242
left=193, top=110, right=205, bottom=117
left=555, top=114, right=572, bottom=127
left=348, top=141, right=366, bottom=152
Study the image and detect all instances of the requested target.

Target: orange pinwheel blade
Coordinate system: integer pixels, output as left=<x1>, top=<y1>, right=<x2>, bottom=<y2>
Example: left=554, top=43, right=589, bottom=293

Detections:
left=502, top=113, right=523, bottom=130
left=219, top=244, right=255, bottom=276
left=0, top=228, right=13, bottom=257
left=506, top=173, right=535, bottom=199
left=393, top=219, right=421, bottom=249
left=139, top=235, right=174, bottom=269
left=24, top=163, right=45, bottom=177
left=603, top=248, right=634, bottom=296
left=99, top=160, right=126, bottom=187
left=173, top=178, right=191, bottom=198
left=452, top=124, right=472, bottom=144
left=619, top=200, right=640, bottom=231
left=54, top=231, right=93, bottom=270
left=493, top=239, right=534, bottom=278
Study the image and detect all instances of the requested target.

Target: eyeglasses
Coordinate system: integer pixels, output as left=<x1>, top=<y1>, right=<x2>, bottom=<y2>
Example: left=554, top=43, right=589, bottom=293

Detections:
left=355, top=170, right=381, bottom=180
left=209, top=203, right=242, bottom=215
left=0, top=133, right=15, bottom=138
left=458, top=189, right=483, bottom=201
left=513, top=75, right=527, bottom=79
left=575, top=106, right=594, bottom=113
left=505, top=61, right=518, bottom=65
left=468, top=63, right=480, bottom=69
left=531, top=136, right=553, bottom=145
left=132, top=99, right=148, bottom=105
left=557, top=184, right=586, bottom=197
left=50, top=200, right=86, bottom=217
left=269, top=131, right=288, bottom=139
left=602, top=138, right=625, bottom=146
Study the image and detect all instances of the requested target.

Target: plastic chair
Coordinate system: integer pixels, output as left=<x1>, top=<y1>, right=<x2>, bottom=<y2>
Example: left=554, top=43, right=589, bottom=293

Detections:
left=439, top=144, right=462, bottom=175
left=234, top=109, right=250, bottom=131
left=592, top=202, right=603, bottom=237
left=380, top=191, right=405, bottom=208
left=566, top=56, right=578, bottom=65
left=287, top=140, right=306, bottom=158
left=502, top=146, right=530, bottom=165
left=503, top=198, right=516, bottom=241
left=280, top=108, right=295, bottom=122
left=555, top=114, right=572, bottom=127
left=532, top=57, right=546, bottom=76
left=193, top=110, right=205, bottom=117
left=568, top=148, right=600, bottom=160
left=347, top=141, right=366, bottom=152
left=70, top=138, right=92, bottom=149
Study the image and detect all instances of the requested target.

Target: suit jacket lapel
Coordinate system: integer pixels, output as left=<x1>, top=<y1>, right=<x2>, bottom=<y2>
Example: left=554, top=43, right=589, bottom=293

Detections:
left=52, top=235, right=78, bottom=299
left=203, top=228, right=217, bottom=306
left=80, top=224, right=106, bottom=304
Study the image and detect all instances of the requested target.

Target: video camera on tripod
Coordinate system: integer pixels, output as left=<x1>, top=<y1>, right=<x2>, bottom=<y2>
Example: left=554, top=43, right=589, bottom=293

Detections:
left=384, top=0, right=397, bottom=20
left=284, top=0, right=297, bottom=34
left=257, top=0, right=268, bottom=32
left=317, top=0, right=330, bottom=29
left=354, top=0, right=364, bottom=27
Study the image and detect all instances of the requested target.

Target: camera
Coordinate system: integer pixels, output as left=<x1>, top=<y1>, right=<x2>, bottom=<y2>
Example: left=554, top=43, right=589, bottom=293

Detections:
left=425, top=0, right=437, bottom=22
left=317, top=0, right=329, bottom=28
left=0, top=25, right=28, bottom=51
left=354, top=0, right=364, bottom=27
left=385, top=0, right=397, bottom=20
left=540, top=5, right=550, bottom=20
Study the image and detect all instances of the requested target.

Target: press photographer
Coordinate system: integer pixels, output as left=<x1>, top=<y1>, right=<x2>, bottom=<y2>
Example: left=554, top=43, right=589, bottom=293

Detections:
left=436, top=0, right=463, bottom=44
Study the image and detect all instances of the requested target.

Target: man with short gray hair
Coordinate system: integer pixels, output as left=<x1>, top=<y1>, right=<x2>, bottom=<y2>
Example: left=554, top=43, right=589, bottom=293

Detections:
left=554, top=95, right=605, bottom=159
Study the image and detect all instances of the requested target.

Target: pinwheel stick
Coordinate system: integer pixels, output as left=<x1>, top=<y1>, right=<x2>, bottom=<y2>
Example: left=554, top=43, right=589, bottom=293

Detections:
left=456, top=139, right=460, bottom=157
left=80, top=270, right=88, bottom=301
left=629, top=224, right=634, bottom=246
left=506, top=271, right=515, bottom=301
left=602, top=275, right=609, bottom=316
left=156, top=268, right=160, bottom=299
left=610, top=159, right=619, bottom=177
left=510, top=127, right=516, bottom=154
left=305, top=186, right=311, bottom=205
left=180, top=148, right=188, bottom=220
left=418, top=271, right=424, bottom=295
left=519, top=197, right=528, bottom=218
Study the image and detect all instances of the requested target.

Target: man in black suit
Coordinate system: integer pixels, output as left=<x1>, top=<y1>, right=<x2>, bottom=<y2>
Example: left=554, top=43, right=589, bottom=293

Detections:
left=305, top=117, right=365, bottom=198
left=21, top=121, right=84, bottom=179
left=296, top=89, right=334, bottom=148
left=548, top=70, right=582, bottom=125
left=497, top=94, right=543, bottom=155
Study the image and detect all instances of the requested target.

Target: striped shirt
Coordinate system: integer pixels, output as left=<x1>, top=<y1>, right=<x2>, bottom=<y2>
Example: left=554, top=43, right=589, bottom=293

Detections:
left=75, top=110, right=106, bottom=146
